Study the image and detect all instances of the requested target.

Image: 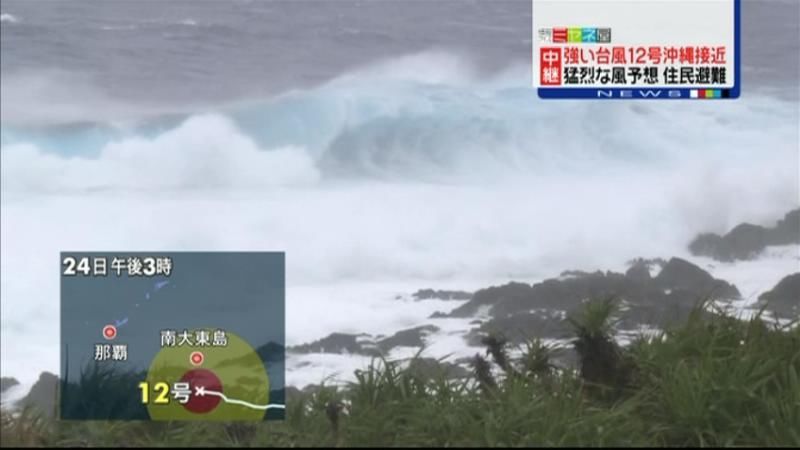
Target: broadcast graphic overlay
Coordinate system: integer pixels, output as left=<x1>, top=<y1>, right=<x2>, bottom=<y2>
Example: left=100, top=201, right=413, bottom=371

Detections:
left=59, top=252, right=285, bottom=421
left=533, top=0, right=741, bottom=99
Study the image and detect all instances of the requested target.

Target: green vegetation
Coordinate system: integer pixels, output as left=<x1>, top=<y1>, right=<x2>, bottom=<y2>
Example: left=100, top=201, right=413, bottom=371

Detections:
left=2, top=300, right=798, bottom=447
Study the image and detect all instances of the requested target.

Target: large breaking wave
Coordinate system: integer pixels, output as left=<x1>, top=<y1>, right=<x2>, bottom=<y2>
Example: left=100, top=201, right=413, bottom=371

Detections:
left=3, top=52, right=797, bottom=191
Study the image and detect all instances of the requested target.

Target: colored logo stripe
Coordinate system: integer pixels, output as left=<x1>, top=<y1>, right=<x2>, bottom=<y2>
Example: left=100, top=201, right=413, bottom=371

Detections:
left=692, top=89, right=724, bottom=99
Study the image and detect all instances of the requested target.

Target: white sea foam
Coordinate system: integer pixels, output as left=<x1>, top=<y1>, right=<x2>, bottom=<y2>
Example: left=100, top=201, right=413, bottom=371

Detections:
left=1, top=52, right=798, bottom=390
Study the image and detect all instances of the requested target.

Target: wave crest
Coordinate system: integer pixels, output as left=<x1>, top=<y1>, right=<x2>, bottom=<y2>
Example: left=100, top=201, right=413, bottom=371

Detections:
left=1, top=115, right=319, bottom=192
left=1, top=52, right=798, bottom=190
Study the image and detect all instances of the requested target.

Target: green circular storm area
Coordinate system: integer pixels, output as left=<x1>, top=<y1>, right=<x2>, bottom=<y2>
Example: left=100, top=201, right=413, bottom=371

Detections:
left=146, top=330, right=269, bottom=421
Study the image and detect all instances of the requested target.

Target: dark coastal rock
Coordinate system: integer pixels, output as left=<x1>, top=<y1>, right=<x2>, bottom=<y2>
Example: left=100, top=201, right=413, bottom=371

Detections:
left=758, top=273, right=800, bottom=318
left=689, top=208, right=800, bottom=262
left=465, top=311, right=569, bottom=346
left=446, top=282, right=533, bottom=318
left=691, top=223, right=768, bottom=261
left=0, top=377, right=19, bottom=393
left=487, top=271, right=631, bottom=317
left=290, top=326, right=440, bottom=356
left=419, top=259, right=742, bottom=369
left=443, top=257, right=737, bottom=322
left=625, top=257, right=666, bottom=282
left=20, top=372, right=58, bottom=418
left=412, top=289, right=472, bottom=301
left=689, top=233, right=726, bottom=259
left=290, top=332, right=375, bottom=355
left=773, top=210, right=800, bottom=245
left=625, top=262, right=652, bottom=282
left=377, top=325, right=439, bottom=352
left=620, top=297, right=714, bottom=329
left=654, top=258, right=740, bottom=299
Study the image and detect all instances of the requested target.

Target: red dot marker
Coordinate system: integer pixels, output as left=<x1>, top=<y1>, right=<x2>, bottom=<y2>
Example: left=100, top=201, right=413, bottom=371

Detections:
left=190, top=351, right=204, bottom=366
left=180, top=368, right=222, bottom=414
left=102, top=324, right=117, bottom=340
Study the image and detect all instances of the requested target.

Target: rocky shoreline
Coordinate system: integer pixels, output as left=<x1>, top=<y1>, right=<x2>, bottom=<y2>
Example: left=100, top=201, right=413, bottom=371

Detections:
left=291, top=257, right=759, bottom=353
left=689, top=209, right=799, bottom=262
left=286, top=208, right=798, bottom=384
left=3, top=209, right=798, bottom=417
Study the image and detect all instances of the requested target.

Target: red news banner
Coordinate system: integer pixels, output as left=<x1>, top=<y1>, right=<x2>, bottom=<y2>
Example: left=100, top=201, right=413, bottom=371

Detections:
left=540, top=45, right=729, bottom=86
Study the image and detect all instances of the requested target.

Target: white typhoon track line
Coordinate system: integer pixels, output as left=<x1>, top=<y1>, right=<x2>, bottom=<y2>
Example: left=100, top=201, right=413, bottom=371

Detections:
left=194, top=386, right=285, bottom=410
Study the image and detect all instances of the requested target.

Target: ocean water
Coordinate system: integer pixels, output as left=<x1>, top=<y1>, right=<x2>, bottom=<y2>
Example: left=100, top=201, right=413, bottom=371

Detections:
left=1, top=0, right=799, bottom=390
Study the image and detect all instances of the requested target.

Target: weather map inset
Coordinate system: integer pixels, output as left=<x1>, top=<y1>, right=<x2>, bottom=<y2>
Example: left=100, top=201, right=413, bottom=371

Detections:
left=59, top=252, right=285, bottom=421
